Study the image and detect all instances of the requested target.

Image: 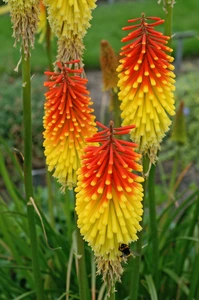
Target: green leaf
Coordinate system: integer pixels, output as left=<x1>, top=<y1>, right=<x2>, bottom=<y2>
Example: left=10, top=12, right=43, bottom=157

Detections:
left=173, top=236, right=199, bottom=243
left=163, top=268, right=190, bottom=296
left=145, top=275, right=158, bottom=300
left=13, top=290, right=35, bottom=300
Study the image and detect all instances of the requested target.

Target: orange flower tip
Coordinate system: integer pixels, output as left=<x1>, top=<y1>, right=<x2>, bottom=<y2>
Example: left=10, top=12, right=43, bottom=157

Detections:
left=134, top=65, right=139, bottom=71
left=125, top=187, right=132, bottom=192
left=117, top=186, right=123, bottom=191
left=107, top=193, right=112, bottom=200
left=103, top=201, right=109, bottom=208
left=144, top=71, right=149, bottom=76
left=121, top=195, right=127, bottom=202
left=124, top=70, right=130, bottom=75
left=150, top=64, right=155, bottom=68
left=97, top=188, right=103, bottom=194
left=127, top=178, right=134, bottom=183
left=105, top=180, right=110, bottom=185
left=91, top=181, right=97, bottom=186
left=91, top=194, right=98, bottom=200
left=168, top=65, right=175, bottom=70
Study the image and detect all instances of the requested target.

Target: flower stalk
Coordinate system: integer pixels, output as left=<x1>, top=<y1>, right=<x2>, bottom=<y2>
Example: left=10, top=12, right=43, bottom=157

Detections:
left=46, top=21, right=53, bottom=71
left=22, top=49, right=44, bottom=300
left=108, top=286, right=116, bottom=300
left=130, top=156, right=149, bottom=300
left=74, top=198, right=90, bottom=300
left=148, top=163, right=159, bottom=288
left=164, top=0, right=174, bottom=47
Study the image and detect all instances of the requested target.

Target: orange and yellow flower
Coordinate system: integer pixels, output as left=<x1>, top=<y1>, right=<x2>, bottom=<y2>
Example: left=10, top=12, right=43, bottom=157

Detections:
left=117, top=14, right=175, bottom=157
left=75, top=121, right=144, bottom=260
left=43, top=60, right=96, bottom=189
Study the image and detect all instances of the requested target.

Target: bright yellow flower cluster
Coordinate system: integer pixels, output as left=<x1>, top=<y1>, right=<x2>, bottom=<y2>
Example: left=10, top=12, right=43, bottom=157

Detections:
left=44, top=0, right=96, bottom=40
left=44, top=0, right=96, bottom=62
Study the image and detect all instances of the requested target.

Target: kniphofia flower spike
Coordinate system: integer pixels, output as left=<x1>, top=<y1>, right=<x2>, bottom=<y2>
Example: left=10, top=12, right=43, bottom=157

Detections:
left=44, top=0, right=97, bottom=62
left=44, top=0, right=96, bottom=40
left=75, top=121, right=144, bottom=287
left=43, top=60, right=96, bottom=190
left=117, top=14, right=175, bottom=159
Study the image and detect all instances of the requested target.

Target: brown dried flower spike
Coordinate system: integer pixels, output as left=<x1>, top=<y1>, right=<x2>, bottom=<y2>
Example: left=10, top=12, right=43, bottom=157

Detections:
left=6, top=0, right=40, bottom=56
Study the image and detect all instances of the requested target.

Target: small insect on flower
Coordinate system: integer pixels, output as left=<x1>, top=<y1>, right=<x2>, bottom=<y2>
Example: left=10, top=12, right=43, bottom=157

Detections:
left=119, top=244, right=140, bottom=260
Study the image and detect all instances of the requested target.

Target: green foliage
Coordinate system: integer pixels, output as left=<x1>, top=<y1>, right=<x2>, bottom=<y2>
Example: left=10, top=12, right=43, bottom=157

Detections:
left=1, top=140, right=199, bottom=299
left=0, top=74, right=45, bottom=169
left=161, top=69, right=199, bottom=171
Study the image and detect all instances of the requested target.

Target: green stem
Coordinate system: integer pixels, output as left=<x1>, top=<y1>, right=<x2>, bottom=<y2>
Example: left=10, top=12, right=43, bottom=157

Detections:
left=65, top=189, right=73, bottom=243
left=168, top=146, right=179, bottom=202
left=112, top=89, right=121, bottom=128
left=46, top=171, right=55, bottom=229
left=164, top=0, right=174, bottom=47
left=130, top=156, right=150, bottom=300
left=148, top=163, right=159, bottom=289
left=46, top=21, right=53, bottom=71
left=22, top=50, right=44, bottom=300
left=108, top=287, right=115, bottom=300
left=74, top=191, right=90, bottom=300
left=91, top=253, right=96, bottom=300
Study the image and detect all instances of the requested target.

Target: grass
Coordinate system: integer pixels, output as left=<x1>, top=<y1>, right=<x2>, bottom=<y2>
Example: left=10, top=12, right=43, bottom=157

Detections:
left=0, top=0, right=199, bottom=72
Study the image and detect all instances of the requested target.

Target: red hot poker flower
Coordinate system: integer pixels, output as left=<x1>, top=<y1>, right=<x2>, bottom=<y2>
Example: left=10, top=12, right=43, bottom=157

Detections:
left=43, top=60, right=96, bottom=189
left=75, top=121, right=144, bottom=260
left=117, top=14, right=176, bottom=159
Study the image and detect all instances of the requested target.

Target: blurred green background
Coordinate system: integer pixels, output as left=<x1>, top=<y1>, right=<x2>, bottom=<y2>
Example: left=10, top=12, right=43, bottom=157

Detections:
left=0, top=0, right=199, bottom=72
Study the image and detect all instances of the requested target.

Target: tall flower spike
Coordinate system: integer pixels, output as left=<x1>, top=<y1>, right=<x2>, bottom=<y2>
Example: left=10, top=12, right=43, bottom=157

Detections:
left=75, top=121, right=144, bottom=290
left=43, top=60, right=96, bottom=190
left=117, top=14, right=176, bottom=160
left=44, top=0, right=97, bottom=62
left=5, top=0, right=40, bottom=56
